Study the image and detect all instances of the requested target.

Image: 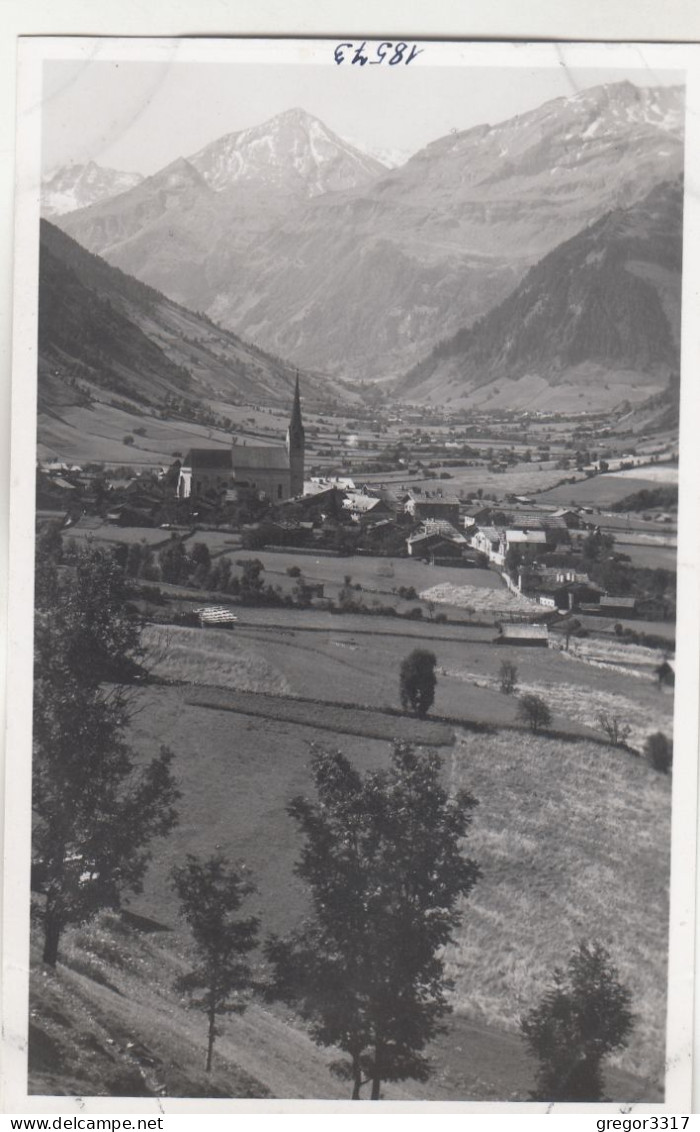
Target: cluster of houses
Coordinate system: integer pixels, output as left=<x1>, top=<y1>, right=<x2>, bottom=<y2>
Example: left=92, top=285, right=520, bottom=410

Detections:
left=303, top=482, right=637, bottom=619
left=37, top=446, right=638, bottom=623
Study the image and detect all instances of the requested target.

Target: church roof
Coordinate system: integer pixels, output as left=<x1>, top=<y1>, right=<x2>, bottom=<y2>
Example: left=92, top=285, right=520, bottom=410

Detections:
left=185, top=449, right=232, bottom=469
left=232, top=445, right=290, bottom=471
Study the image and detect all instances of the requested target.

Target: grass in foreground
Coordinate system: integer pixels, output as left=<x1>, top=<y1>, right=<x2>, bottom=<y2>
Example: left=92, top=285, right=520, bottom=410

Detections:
left=445, top=730, right=671, bottom=1086
left=29, top=912, right=271, bottom=1098
left=125, top=686, right=670, bottom=1092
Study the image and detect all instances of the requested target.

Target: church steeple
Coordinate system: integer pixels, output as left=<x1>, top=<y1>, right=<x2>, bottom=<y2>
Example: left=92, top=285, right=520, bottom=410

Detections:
left=286, top=372, right=305, bottom=497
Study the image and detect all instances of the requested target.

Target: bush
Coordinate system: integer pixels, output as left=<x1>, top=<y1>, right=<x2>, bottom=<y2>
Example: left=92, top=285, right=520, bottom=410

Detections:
left=517, top=694, right=552, bottom=733
left=645, top=732, right=673, bottom=774
left=397, top=585, right=418, bottom=600
left=123, top=435, right=135, bottom=446
left=286, top=565, right=302, bottom=578
left=403, top=607, right=423, bottom=620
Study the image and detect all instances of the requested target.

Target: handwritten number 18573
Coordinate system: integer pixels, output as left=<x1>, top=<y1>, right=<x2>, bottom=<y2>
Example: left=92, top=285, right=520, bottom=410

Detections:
left=334, top=42, right=423, bottom=66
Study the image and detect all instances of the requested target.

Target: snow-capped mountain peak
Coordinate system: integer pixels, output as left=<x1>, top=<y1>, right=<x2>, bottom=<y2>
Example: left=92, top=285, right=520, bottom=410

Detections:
left=188, top=108, right=388, bottom=196
left=41, top=161, right=144, bottom=217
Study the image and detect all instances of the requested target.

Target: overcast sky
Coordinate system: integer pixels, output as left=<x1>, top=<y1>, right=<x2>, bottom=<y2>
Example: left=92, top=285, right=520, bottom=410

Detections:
left=40, top=48, right=684, bottom=175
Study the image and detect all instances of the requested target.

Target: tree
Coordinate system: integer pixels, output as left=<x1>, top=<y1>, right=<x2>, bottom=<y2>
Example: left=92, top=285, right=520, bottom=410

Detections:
left=520, top=941, right=634, bottom=1101
left=189, top=541, right=212, bottom=587
left=33, top=551, right=180, bottom=966
left=517, top=694, right=552, bottom=733
left=159, top=539, right=189, bottom=585
left=399, top=649, right=437, bottom=718
left=596, top=712, right=631, bottom=749
left=499, top=660, right=519, bottom=695
left=171, top=854, right=260, bottom=1073
left=265, top=743, right=480, bottom=1100
left=645, top=732, right=673, bottom=774
left=237, top=558, right=265, bottom=602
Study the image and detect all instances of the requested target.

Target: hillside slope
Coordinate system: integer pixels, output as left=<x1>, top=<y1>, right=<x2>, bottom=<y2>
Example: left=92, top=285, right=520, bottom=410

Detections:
left=396, top=179, right=682, bottom=410
left=38, top=219, right=337, bottom=417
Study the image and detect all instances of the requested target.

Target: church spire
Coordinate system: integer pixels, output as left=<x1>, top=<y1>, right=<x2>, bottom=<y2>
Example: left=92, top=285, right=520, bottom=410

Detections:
left=289, top=371, right=303, bottom=439
left=286, top=371, right=305, bottom=497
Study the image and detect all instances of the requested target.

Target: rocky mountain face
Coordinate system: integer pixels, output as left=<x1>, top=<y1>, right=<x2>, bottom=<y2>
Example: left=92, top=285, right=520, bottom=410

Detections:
left=53, top=84, right=684, bottom=385
left=41, top=161, right=144, bottom=217
left=189, top=107, right=388, bottom=195
left=38, top=220, right=335, bottom=417
left=396, top=179, right=683, bottom=411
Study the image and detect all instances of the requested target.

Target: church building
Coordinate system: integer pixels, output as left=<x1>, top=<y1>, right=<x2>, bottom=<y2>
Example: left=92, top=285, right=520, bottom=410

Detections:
left=177, top=377, right=305, bottom=502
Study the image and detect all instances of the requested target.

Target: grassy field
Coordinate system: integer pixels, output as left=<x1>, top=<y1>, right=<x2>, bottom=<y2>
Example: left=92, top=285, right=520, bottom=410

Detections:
left=142, top=624, right=292, bottom=693
left=445, top=730, right=671, bottom=1085
left=139, top=619, right=672, bottom=739
left=538, top=471, right=678, bottom=508
left=186, top=686, right=455, bottom=746
left=202, top=549, right=501, bottom=602
left=123, top=684, right=669, bottom=1093
left=30, top=911, right=653, bottom=1101
left=612, top=540, right=678, bottom=571
left=38, top=401, right=233, bottom=466
left=65, top=521, right=178, bottom=549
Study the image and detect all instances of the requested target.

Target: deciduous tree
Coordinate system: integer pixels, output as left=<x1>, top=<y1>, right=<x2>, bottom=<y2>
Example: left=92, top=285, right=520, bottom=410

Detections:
left=172, top=854, right=259, bottom=1073
left=499, top=660, right=519, bottom=695
left=265, top=743, right=480, bottom=1100
left=520, top=941, right=633, bottom=1101
left=399, top=649, right=437, bottom=718
left=517, top=693, right=552, bottom=733
left=33, top=550, right=180, bottom=966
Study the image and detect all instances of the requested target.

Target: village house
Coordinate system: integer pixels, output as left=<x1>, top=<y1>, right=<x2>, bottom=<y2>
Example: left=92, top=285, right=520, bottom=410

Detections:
left=461, top=503, right=493, bottom=530
left=470, top=525, right=506, bottom=565
left=405, top=488, right=460, bottom=526
left=406, top=520, right=471, bottom=565
left=342, top=491, right=394, bottom=523
left=592, top=595, right=638, bottom=618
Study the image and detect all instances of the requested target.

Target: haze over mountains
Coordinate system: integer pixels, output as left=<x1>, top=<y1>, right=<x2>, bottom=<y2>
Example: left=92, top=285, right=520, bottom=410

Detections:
left=47, top=82, right=684, bottom=405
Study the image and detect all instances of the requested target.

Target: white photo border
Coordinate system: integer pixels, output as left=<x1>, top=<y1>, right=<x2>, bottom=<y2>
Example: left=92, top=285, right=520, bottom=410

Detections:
left=3, top=34, right=700, bottom=1116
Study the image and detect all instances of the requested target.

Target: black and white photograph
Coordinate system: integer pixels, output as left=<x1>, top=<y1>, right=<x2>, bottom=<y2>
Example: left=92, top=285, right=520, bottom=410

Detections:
left=4, top=35, right=700, bottom=1113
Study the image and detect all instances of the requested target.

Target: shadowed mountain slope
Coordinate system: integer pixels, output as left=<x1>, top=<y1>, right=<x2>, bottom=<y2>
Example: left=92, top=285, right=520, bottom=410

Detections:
left=395, top=179, right=683, bottom=411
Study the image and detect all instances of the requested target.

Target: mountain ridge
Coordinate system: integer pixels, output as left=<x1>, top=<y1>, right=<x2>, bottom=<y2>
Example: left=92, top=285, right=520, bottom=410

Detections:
left=52, top=82, right=685, bottom=383
left=41, top=161, right=144, bottom=217
left=38, top=219, right=339, bottom=420
left=395, top=178, right=683, bottom=411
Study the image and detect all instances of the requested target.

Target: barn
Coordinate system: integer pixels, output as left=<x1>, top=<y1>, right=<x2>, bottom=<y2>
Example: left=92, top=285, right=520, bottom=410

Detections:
left=494, top=624, right=549, bottom=647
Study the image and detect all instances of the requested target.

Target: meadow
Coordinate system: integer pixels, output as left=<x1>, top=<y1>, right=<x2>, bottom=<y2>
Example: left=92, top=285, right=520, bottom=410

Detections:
left=539, top=470, right=679, bottom=508
left=140, top=620, right=672, bottom=740
left=445, top=730, right=671, bottom=1084
left=38, top=401, right=233, bottom=466
left=124, top=682, right=670, bottom=1093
